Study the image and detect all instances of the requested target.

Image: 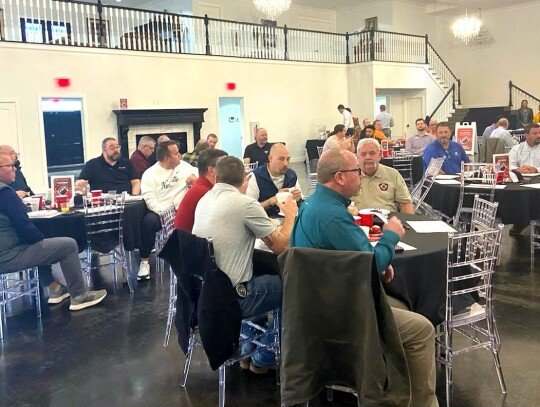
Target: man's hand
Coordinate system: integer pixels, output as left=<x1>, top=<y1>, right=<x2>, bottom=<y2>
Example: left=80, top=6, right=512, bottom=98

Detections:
left=286, top=187, right=302, bottom=202
left=517, top=165, right=538, bottom=174
left=384, top=216, right=405, bottom=239
left=382, top=265, right=394, bottom=283
left=276, top=195, right=298, bottom=218
left=186, top=174, right=197, bottom=186
left=16, top=190, right=29, bottom=199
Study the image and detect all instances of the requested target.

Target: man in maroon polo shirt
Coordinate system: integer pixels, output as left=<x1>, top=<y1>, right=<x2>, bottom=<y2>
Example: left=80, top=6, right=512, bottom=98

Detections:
left=174, top=148, right=228, bottom=231
left=130, top=136, right=156, bottom=178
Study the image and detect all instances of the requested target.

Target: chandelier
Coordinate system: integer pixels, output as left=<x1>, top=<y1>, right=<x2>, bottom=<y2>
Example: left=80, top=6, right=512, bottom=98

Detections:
left=253, top=0, right=291, bottom=20
left=452, top=11, right=482, bottom=44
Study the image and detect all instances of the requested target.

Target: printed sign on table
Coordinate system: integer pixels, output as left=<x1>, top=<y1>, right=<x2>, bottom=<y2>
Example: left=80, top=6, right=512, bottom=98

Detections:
left=380, top=140, right=389, bottom=151
left=455, top=122, right=477, bottom=155
left=493, top=153, right=510, bottom=179
left=50, top=175, right=74, bottom=206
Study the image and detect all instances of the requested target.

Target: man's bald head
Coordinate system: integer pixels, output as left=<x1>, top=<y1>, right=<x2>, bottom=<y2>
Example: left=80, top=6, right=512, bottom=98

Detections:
left=0, top=145, right=18, bottom=162
left=268, top=143, right=290, bottom=175
left=317, top=148, right=350, bottom=184
left=317, top=148, right=361, bottom=198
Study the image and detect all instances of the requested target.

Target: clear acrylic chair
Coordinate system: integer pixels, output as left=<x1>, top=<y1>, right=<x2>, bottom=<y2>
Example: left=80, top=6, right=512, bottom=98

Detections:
left=304, top=148, right=318, bottom=196
left=244, top=162, right=258, bottom=173
left=0, top=267, right=41, bottom=339
left=410, top=156, right=444, bottom=210
left=155, top=204, right=177, bottom=274
left=81, top=192, right=132, bottom=292
left=392, top=150, right=414, bottom=187
left=437, top=224, right=506, bottom=407
left=530, top=219, right=540, bottom=271
left=470, top=194, right=499, bottom=232
left=163, top=268, right=177, bottom=347
left=317, top=146, right=324, bottom=157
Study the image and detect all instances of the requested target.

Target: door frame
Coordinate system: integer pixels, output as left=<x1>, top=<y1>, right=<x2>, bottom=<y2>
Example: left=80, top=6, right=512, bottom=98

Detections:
left=0, top=97, right=24, bottom=161
left=404, top=95, right=425, bottom=137
left=37, top=94, right=89, bottom=185
left=216, top=95, right=245, bottom=157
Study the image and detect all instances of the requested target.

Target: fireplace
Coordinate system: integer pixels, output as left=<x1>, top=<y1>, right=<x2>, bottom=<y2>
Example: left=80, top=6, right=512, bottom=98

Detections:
left=113, top=108, right=208, bottom=158
left=135, top=133, right=188, bottom=154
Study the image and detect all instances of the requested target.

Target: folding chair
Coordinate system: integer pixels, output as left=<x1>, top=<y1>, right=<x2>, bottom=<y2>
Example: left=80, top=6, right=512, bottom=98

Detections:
left=530, top=219, right=540, bottom=271
left=317, top=146, right=324, bottom=157
left=392, top=151, right=414, bottom=187
left=0, top=267, right=41, bottom=339
left=411, top=157, right=446, bottom=220
left=81, top=192, right=132, bottom=292
left=304, top=148, right=318, bottom=196
left=244, top=162, right=258, bottom=173
left=437, top=225, right=506, bottom=407
left=155, top=204, right=177, bottom=274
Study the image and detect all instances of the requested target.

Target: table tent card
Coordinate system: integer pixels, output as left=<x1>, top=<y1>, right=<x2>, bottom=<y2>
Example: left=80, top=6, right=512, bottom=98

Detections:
left=492, top=153, right=510, bottom=180
left=455, top=122, right=477, bottom=155
left=50, top=175, right=74, bottom=207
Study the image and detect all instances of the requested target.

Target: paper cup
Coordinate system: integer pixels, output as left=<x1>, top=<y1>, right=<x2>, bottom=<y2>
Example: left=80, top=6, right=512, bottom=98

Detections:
left=32, top=195, right=43, bottom=210
left=358, top=209, right=374, bottom=228
left=276, top=191, right=292, bottom=205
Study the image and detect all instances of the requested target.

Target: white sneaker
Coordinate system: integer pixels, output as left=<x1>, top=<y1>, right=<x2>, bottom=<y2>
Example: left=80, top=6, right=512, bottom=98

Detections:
left=137, top=261, right=150, bottom=281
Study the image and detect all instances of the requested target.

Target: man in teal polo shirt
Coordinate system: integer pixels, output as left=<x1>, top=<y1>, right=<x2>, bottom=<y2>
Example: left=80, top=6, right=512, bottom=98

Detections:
left=291, top=148, right=438, bottom=407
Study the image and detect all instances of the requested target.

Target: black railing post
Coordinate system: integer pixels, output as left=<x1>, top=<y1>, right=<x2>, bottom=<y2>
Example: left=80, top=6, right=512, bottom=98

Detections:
left=345, top=32, right=350, bottom=64
left=424, top=34, right=429, bottom=64
left=284, top=25, right=288, bottom=60
left=457, top=79, right=461, bottom=105
left=452, top=84, right=456, bottom=110
left=97, top=0, right=105, bottom=47
left=509, top=81, right=513, bottom=108
left=204, top=14, right=211, bottom=55
left=369, top=29, right=375, bottom=61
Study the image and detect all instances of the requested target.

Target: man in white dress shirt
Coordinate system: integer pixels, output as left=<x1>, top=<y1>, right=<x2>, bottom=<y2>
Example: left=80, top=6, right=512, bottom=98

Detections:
left=375, top=104, right=394, bottom=138
left=490, top=118, right=518, bottom=150
left=138, top=140, right=198, bottom=280
left=337, top=104, right=354, bottom=136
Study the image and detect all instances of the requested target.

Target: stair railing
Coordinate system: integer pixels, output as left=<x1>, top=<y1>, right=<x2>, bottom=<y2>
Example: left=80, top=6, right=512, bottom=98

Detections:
left=429, top=83, right=456, bottom=122
left=426, top=43, right=461, bottom=105
left=508, top=81, right=540, bottom=110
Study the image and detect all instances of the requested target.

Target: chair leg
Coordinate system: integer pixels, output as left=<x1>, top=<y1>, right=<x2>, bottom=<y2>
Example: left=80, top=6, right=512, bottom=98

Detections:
left=181, top=334, right=196, bottom=387
left=163, top=305, right=175, bottom=347
left=491, top=349, right=507, bottom=394
left=327, top=387, right=334, bottom=401
left=218, top=365, right=226, bottom=407
left=34, top=268, right=41, bottom=319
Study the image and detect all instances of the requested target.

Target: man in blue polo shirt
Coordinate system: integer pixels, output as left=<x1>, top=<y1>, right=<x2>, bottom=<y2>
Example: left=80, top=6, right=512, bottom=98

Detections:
left=422, top=121, right=469, bottom=174
left=75, top=137, right=141, bottom=195
left=291, top=148, right=438, bottom=407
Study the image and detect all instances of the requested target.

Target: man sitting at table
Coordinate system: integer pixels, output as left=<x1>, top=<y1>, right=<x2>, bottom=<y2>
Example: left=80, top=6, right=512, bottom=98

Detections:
left=490, top=118, right=518, bottom=150
left=243, top=127, right=272, bottom=166
left=207, top=133, right=219, bottom=149
left=508, top=124, right=540, bottom=236
left=246, top=143, right=302, bottom=217
left=182, top=140, right=209, bottom=168
left=422, top=121, right=469, bottom=174
left=138, top=140, right=198, bottom=280
left=291, top=148, right=438, bottom=407
left=352, top=139, right=414, bottom=214
left=76, top=137, right=140, bottom=195
left=130, top=136, right=156, bottom=178
left=193, top=156, right=298, bottom=374
left=0, top=145, right=34, bottom=198
left=0, top=151, right=107, bottom=311
left=174, top=148, right=228, bottom=232
left=405, top=118, right=434, bottom=155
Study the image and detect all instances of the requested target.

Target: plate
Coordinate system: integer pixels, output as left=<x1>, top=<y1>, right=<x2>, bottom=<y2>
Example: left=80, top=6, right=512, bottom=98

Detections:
left=364, top=208, right=390, bottom=216
left=521, top=172, right=539, bottom=177
left=435, top=175, right=459, bottom=180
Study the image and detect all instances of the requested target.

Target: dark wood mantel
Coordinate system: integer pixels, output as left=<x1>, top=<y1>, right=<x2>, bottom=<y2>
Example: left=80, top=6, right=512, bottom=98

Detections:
left=113, top=108, right=208, bottom=157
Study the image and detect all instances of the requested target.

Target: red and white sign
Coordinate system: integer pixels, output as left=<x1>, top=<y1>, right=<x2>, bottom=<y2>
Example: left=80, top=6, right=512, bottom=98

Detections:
left=50, top=176, right=74, bottom=206
left=455, top=122, right=477, bottom=155
left=493, top=153, right=510, bottom=180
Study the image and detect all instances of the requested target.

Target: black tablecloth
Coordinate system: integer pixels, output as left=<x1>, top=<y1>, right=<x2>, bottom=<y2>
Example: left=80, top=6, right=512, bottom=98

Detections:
left=32, top=200, right=147, bottom=252
left=425, top=181, right=540, bottom=225
left=381, top=155, right=423, bottom=185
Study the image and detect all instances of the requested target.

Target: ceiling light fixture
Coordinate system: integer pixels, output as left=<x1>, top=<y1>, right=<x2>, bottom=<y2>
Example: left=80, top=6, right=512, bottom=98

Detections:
left=452, top=7, right=482, bottom=44
left=253, top=0, right=291, bottom=20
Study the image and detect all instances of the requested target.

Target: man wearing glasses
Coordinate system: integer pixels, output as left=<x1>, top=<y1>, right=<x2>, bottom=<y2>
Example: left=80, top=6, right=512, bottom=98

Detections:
left=76, top=137, right=140, bottom=195
left=130, top=136, right=156, bottom=178
left=0, top=145, right=33, bottom=198
left=291, top=148, right=438, bottom=407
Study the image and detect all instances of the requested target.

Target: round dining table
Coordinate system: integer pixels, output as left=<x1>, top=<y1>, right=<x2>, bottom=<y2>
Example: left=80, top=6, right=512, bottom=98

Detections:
left=425, top=179, right=540, bottom=225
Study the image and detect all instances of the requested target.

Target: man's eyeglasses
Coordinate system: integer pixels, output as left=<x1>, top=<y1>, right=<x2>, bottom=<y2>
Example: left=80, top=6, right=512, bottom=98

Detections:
left=0, top=164, right=15, bottom=169
left=333, top=168, right=362, bottom=175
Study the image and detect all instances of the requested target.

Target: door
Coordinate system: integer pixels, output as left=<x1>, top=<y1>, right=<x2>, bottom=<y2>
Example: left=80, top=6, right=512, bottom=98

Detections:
left=0, top=101, right=20, bottom=151
left=218, top=97, right=244, bottom=158
left=404, top=97, right=424, bottom=137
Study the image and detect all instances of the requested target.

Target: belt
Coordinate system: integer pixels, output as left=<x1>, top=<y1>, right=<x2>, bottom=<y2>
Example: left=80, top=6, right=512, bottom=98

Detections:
left=235, top=282, right=247, bottom=298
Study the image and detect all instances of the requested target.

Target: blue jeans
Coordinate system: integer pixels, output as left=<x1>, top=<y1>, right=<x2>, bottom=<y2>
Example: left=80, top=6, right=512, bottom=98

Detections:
left=238, top=274, right=282, bottom=368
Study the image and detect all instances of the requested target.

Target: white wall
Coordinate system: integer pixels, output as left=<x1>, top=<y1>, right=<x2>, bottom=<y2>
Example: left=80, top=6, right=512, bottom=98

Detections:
left=0, top=42, right=347, bottom=190
left=337, top=0, right=393, bottom=33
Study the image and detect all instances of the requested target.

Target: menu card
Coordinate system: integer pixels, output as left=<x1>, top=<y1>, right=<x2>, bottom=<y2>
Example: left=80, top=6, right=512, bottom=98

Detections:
left=407, top=221, right=456, bottom=233
left=50, top=175, right=74, bottom=206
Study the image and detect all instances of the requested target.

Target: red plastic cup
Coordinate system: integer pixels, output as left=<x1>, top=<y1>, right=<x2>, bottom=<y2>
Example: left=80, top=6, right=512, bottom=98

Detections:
left=358, top=210, right=374, bottom=228
left=496, top=171, right=504, bottom=184
left=382, top=149, right=392, bottom=158
left=91, top=189, right=102, bottom=205
left=56, top=195, right=69, bottom=212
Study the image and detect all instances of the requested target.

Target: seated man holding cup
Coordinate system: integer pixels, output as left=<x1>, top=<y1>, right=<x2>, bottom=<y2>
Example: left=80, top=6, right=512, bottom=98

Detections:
left=351, top=139, right=414, bottom=214
left=246, top=143, right=302, bottom=217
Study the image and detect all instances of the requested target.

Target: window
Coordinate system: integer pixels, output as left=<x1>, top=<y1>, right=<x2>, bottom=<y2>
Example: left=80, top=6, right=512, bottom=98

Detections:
left=20, top=18, right=71, bottom=43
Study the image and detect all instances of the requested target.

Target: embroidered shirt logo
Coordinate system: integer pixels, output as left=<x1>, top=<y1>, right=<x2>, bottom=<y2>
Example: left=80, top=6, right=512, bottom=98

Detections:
left=379, top=183, right=389, bottom=191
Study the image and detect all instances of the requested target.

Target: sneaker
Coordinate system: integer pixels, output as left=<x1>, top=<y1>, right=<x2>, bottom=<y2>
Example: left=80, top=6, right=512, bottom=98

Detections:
left=239, top=358, right=251, bottom=370
left=249, top=362, right=270, bottom=375
left=137, top=261, right=151, bottom=281
left=69, top=289, right=107, bottom=311
left=48, top=284, right=70, bottom=304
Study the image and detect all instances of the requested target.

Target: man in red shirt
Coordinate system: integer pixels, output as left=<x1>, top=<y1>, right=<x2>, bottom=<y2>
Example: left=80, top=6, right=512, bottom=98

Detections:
left=130, top=136, right=156, bottom=178
left=174, top=148, right=228, bottom=231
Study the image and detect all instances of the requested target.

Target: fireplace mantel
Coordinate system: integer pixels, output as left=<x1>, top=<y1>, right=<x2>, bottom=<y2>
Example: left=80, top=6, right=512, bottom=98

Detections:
left=113, top=108, right=208, bottom=157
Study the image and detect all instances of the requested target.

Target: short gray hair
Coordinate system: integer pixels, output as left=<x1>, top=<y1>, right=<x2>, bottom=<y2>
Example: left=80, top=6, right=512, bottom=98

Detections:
left=317, top=148, right=348, bottom=184
left=357, top=138, right=380, bottom=153
left=138, top=136, right=156, bottom=148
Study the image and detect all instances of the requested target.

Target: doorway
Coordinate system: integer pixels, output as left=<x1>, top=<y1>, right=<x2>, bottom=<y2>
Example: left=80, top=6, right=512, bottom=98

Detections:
left=41, top=97, right=85, bottom=173
left=218, top=97, right=244, bottom=158
left=404, top=97, right=424, bottom=137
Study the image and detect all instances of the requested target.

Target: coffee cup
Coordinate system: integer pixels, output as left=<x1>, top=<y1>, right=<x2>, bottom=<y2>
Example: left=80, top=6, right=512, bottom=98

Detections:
left=276, top=191, right=292, bottom=205
left=32, top=195, right=43, bottom=210
left=358, top=209, right=374, bottom=228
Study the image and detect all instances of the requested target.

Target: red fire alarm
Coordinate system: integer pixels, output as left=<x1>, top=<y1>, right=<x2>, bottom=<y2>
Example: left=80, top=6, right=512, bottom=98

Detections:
left=56, top=77, right=71, bottom=88
left=226, top=82, right=236, bottom=91
left=375, top=87, right=379, bottom=93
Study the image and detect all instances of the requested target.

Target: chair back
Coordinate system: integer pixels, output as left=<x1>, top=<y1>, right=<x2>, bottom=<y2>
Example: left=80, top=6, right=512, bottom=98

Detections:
left=479, top=137, right=505, bottom=163
left=304, top=148, right=318, bottom=196
left=158, top=204, right=177, bottom=241
left=244, top=162, right=258, bottom=173
left=317, top=146, right=324, bottom=157
left=470, top=194, right=499, bottom=232
left=392, top=151, right=414, bottom=186
left=82, top=192, right=126, bottom=253
left=411, top=157, right=444, bottom=210
left=278, top=247, right=411, bottom=407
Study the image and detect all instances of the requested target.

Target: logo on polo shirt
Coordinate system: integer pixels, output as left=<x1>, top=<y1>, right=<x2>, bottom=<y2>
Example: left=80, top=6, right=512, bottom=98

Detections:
left=379, top=183, right=389, bottom=191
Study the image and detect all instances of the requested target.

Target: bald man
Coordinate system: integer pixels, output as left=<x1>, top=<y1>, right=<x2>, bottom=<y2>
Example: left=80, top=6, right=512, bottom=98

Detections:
left=246, top=143, right=302, bottom=217
left=243, top=128, right=272, bottom=166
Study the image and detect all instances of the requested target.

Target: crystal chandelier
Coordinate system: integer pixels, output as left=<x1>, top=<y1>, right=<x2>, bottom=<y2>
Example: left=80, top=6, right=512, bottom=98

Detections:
left=452, top=10, right=482, bottom=44
left=253, top=0, right=291, bottom=20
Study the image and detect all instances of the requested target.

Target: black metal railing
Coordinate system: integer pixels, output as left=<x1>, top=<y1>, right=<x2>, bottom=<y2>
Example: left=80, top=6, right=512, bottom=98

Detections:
left=508, top=81, right=540, bottom=110
left=429, top=83, right=456, bottom=122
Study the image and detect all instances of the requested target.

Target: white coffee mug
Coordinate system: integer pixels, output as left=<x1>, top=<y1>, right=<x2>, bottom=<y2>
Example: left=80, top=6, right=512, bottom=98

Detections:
left=276, top=191, right=292, bottom=205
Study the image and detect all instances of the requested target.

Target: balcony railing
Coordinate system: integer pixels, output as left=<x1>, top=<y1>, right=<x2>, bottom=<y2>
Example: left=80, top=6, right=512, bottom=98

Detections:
left=0, top=0, right=460, bottom=98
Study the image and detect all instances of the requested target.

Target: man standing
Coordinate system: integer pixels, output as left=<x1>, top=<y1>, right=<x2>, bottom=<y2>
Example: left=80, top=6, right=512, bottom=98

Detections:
left=174, top=148, right=228, bottom=232
left=138, top=141, right=198, bottom=280
left=517, top=99, right=534, bottom=129
left=182, top=140, right=209, bottom=168
left=246, top=143, right=302, bottom=217
left=193, top=156, right=297, bottom=373
left=76, top=137, right=140, bottom=195
left=291, top=148, right=438, bottom=407
left=0, top=145, right=33, bottom=198
left=352, top=139, right=414, bottom=214
left=130, top=136, right=156, bottom=178
left=337, top=104, right=354, bottom=136
left=207, top=133, right=219, bottom=149
left=405, top=118, right=434, bottom=154
left=0, top=152, right=107, bottom=311
left=243, top=128, right=272, bottom=166
left=423, top=122, right=469, bottom=174
left=375, top=104, right=394, bottom=138
left=490, top=118, right=518, bottom=150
